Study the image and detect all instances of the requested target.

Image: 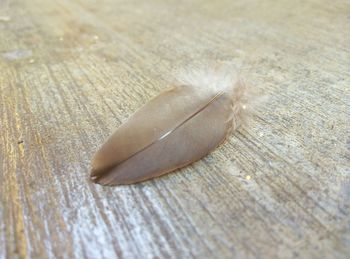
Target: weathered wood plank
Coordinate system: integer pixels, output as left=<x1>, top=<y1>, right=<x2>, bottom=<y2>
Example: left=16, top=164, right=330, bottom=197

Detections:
left=1, top=0, right=349, bottom=258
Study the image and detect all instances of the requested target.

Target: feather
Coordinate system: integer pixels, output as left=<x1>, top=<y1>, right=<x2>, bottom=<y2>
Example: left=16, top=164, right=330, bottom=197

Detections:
left=90, top=66, right=254, bottom=186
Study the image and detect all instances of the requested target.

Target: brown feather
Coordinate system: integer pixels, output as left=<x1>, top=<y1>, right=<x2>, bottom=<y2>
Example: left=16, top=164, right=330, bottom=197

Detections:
left=90, top=68, right=252, bottom=186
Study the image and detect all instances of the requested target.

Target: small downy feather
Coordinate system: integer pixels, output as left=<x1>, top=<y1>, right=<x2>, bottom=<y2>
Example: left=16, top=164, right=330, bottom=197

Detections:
left=90, top=65, right=254, bottom=186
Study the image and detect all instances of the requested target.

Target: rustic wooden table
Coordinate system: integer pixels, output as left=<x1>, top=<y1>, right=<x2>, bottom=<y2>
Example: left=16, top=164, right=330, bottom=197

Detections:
left=1, top=0, right=349, bottom=258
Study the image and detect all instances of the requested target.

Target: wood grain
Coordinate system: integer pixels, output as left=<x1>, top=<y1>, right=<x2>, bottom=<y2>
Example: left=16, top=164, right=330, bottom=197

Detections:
left=0, top=0, right=349, bottom=258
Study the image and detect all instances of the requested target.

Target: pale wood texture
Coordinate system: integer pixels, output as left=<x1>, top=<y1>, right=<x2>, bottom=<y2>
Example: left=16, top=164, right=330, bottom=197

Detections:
left=1, top=0, right=349, bottom=258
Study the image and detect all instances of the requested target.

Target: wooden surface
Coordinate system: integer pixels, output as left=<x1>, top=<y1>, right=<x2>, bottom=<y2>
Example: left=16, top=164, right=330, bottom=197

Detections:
left=1, top=0, right=349, bottom=258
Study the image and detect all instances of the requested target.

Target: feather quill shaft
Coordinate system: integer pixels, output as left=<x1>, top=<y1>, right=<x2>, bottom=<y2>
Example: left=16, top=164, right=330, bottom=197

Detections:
left=90, top=67, right=252, bottom=186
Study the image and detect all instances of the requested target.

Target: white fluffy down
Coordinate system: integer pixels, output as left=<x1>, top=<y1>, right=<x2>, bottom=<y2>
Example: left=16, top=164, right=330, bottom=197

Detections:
left=175, top=63, right=257, bottom=129
left=176, top=64, right=240, bottom=94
